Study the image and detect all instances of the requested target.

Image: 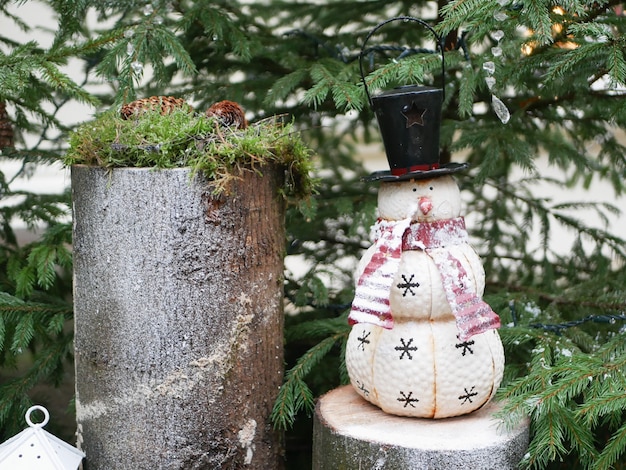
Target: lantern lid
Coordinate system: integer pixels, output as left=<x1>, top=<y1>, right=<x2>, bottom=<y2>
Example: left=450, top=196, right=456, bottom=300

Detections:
left=0, top=405, right=85, bottom=470
left=365, top=84, right=469, bottom=182
left=359, top=17, right=469, bottom=183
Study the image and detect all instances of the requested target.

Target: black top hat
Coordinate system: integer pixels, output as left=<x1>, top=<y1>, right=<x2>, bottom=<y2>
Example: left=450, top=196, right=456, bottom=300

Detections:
left=364, top=85, right=468, bottom=182
left=360, top=17, right=469, bottom=182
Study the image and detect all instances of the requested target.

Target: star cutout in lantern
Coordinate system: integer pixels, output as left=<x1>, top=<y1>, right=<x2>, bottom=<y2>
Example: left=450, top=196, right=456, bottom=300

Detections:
left=402, top=102, right=427, bottom=127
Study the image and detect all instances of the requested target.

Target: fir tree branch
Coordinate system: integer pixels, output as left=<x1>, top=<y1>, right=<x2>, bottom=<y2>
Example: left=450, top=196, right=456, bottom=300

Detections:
left=271, top=331, right=348, bottom=430
left=489, top=283, right=626, bottom=314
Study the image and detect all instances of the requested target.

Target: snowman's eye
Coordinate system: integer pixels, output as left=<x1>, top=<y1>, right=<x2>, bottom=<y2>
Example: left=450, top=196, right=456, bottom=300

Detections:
left=429, top=186, right=434, bottom=191
left=412, top=188, right=417, bottom=192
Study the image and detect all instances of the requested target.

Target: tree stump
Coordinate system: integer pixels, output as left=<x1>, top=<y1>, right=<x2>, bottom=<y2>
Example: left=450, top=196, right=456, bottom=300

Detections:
left=313, top=386, right=529, bottom=470
left=72, top=165, right=285, bottom=469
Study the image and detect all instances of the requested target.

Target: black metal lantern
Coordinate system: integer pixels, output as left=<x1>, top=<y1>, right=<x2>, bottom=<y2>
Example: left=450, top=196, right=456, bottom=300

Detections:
left=360, top=17, right=468, bottom=182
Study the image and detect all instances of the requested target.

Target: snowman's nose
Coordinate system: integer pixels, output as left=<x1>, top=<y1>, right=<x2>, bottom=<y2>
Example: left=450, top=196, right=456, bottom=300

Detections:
left=418, top=197, right=433, bottom=215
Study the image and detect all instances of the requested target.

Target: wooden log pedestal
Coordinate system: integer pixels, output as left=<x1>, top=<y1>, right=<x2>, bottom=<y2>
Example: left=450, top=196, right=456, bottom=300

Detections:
left=72, top=165, right=285, bottom=469
left=313, top=386, right=529, bottom=470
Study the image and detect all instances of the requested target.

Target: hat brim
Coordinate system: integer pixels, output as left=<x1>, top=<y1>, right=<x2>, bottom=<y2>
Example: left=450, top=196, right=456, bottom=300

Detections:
left=362, top=162, right=470, bottom=182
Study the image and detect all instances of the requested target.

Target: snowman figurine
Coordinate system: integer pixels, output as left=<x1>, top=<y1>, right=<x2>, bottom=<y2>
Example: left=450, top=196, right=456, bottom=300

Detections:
left=345, top=84, right=504, bottom=418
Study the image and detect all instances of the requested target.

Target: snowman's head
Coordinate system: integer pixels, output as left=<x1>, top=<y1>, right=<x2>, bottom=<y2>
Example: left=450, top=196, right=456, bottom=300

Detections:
left=377, top=175, right=462, bottom=222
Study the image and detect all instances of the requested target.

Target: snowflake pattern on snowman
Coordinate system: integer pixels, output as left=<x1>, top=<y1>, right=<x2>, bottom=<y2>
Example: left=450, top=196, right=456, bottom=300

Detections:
left=345, top=175, right=505, bottom=418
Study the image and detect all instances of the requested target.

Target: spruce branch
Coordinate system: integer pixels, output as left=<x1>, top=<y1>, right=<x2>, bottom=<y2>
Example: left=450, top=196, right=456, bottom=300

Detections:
left=271, top=331, right=348, bottom=430
left=499, top=335, right=626, bottom=468
left=494, top=284, right=626, bottom=315
left=1, top=1, right=625, bottom=465
left=0, top=333, right=73, bottom=437
left=594, top=423, right=626, bottom=470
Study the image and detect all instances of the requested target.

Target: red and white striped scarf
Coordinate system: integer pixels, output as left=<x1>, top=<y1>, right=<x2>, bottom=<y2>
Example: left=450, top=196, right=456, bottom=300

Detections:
left=348, top=217, right=500, bottom=341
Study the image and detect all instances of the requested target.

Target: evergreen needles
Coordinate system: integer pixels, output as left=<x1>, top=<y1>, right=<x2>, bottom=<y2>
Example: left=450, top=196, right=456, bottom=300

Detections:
left=0, top=221, right=74, bottom=440
left=497, top=326, right=626, bottom=470
left=271, top=314, right=350, bottom=430
left=2, top=0, right=626, bottom=467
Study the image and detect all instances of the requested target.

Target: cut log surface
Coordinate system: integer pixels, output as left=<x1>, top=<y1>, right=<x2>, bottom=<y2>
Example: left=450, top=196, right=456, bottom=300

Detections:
left=313, top=385, right=529, bottom=470
left=72, top=165, right=285, bottom=470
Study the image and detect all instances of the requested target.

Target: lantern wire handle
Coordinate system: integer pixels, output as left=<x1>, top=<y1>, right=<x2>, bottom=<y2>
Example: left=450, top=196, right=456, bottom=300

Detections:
left=359, top=16, right=446, bottom=108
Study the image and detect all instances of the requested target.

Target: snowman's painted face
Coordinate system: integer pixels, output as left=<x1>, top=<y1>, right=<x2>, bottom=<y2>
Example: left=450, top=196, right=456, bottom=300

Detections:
left=377, top=175, right=462, bottom=222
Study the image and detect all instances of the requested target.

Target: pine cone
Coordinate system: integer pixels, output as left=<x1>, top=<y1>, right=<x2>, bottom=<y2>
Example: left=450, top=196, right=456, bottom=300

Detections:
left=206, top=100, right=248, bottom=129
left=120, top=96, right=191, bottom=120
left=0, top=101, right=14, bottom=148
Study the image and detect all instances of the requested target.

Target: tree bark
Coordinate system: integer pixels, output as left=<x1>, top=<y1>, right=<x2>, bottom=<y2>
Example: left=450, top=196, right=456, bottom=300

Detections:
left=313, top=386, right=529, bottom=470
left=72, top=165, right=285, bottom=469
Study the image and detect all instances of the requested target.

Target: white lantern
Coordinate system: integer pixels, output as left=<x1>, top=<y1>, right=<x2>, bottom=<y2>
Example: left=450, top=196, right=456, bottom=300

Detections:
left=0, top=405, right=85, bottom=470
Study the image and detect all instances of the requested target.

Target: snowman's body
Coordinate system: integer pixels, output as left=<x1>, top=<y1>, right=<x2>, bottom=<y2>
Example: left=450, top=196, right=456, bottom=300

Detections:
left=346, top=176, right=504, bottom=418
